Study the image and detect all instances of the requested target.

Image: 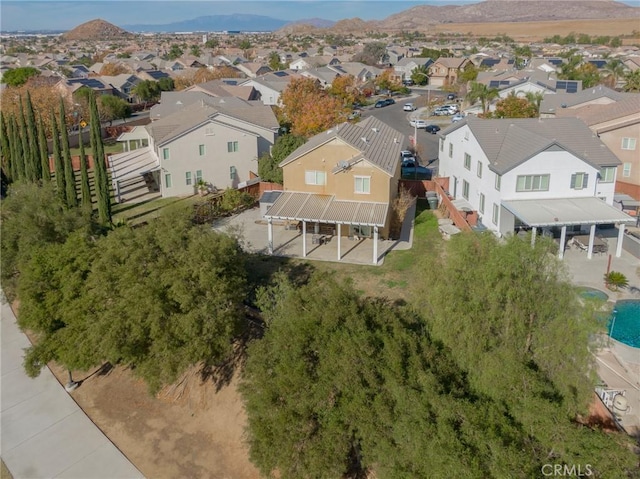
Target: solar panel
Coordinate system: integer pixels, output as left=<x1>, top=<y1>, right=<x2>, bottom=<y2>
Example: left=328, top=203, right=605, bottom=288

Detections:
left=548, top=58, right=562, bottom=66
left=273, top=71, right=288, bottom=77
left=489, top=80, right=500, bottom=88
left=500, top=80, right=511, bottom=85
left=566, top=82, right=578, bottom=93
left=556, top=81, right=567, bottom=89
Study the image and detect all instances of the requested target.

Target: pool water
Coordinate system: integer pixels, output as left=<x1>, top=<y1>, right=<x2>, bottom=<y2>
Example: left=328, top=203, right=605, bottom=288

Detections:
left=609, top=300, right=640, bottom=349
left=578, top=287, right=609, bottom=302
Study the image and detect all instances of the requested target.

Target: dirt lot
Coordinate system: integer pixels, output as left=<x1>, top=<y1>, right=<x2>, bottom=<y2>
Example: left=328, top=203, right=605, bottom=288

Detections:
left=48, top=362, right=260, bottom=479
left=433, top=18, right=640, bottom=42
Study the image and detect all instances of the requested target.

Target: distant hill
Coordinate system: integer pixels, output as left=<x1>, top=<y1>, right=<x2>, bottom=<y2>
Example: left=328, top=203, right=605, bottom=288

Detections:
left=286, top=18, right=336, bottom=29
left=122, top=14, right=289, bottom=32
left=62, top=19, right=131, bottom=40
left=376, top=0, right=640, bottom=30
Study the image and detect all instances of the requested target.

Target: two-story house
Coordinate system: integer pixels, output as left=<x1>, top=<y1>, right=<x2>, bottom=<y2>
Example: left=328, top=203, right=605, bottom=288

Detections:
left=428, top=57, right=469, bottom=87
left=438, top=117, right=634, bottom=258
left=263, top=116, right=405, bottom=264
left=109, top=97, right=279, bottom=199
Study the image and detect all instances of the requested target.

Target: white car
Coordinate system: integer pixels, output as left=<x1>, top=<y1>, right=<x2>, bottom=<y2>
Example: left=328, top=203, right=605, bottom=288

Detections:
left=409, top=119, right=428, bottom=129
left=451, top=113, right=465, bottom=122
left=403, top=103, right=416, bottom=111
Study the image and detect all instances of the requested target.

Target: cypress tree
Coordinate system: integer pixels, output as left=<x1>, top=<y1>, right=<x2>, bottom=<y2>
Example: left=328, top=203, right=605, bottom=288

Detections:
left=0, top=112, right=12, bottom=183
left=25, top=91, right=41, bottom=181
left=89, top=91, right=111, bottom=224
left=79, top=132, right=91, bottom=209
left=10, top=115, right=25, bottom=181
left=18, top=98, right=33, bottom=181
left=51, top=109, right=67, bottom=204
left=37, top=116, right=50, bottom=182
left=60, top=98, right=78, bottom=207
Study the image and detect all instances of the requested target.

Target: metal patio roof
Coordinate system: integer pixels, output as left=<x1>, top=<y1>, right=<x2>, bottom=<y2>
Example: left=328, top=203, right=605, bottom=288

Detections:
left=501, top=197, right=636, bottom=227
left=264, top=191, right=388, bottom=227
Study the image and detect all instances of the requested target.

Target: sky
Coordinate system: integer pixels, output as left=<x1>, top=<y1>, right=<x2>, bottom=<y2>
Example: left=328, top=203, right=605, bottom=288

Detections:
left=2, top=0, right=475, bottom=31
left=2, top=0, right=639, bottom=31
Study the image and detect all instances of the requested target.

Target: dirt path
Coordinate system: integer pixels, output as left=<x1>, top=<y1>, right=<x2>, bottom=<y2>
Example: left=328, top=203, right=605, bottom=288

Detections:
left=49, top=363, right=260, bottom=479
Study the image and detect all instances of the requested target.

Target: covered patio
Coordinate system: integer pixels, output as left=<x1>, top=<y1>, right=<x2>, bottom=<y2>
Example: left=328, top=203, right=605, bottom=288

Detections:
left=264, top=192, right=389, bottom=265
left=502, top=197, right=637, bottom=259
left=108, top=147, right=160, bottom=203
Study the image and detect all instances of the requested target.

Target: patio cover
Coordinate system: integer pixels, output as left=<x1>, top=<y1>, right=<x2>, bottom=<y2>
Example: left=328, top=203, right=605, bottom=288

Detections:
left=108, top=146, right=159, bottom=183
left=501, top=197, right=636, bottom=227
left=264, top=191, right=388, bottom=227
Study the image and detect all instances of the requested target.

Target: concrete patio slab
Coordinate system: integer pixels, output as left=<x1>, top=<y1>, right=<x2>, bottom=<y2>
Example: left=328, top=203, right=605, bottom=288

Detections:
left=1, top=298, right=144, bottom=479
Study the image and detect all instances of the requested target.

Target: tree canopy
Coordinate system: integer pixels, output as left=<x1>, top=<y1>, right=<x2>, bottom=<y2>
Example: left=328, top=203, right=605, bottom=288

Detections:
left=1, top=67, right=40, bottom=87
left=258, top=134, right=305, bottom=184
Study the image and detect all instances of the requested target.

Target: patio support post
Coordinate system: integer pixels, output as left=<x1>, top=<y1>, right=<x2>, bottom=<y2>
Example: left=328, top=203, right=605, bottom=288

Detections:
left=337, top=223, right=342, bottom=260
left=267, top=217, right=273, bottom=255
left=558, top=225, right=567, bottom=259
left=616, top=224, right=624, bottom=258
left=587, top=224, right=596, bottom=259
left=115, top=179, right=121, bottom=203
left=302, top=221, right=307, bottom=258
left=373, top=226, right=379, bottom=265
left=531, top=227, right=537, bottom=247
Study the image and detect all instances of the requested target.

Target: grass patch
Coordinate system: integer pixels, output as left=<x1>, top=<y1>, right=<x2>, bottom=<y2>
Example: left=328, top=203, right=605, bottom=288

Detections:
left=112, top=195, right=200, bottom=225
left=69, top=139, right=123, bottom=157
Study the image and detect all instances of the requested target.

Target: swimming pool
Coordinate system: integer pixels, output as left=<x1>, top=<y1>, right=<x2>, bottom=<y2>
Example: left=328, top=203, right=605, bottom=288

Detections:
left=609, top=300, right=640, bottom=349
left=578, top=287, right=609, bottom=302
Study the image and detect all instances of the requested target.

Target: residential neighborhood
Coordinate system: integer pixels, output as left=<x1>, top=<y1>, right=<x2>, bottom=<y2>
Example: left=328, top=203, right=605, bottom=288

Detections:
left=2, top=2, right=640, bottom=478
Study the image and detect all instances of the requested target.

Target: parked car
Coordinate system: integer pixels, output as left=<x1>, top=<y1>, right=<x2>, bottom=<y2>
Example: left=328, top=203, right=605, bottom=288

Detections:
left=424, top=124, right=441, bottom=134
left=451, top=113, right=465, bottom=122
left=403, top=102, right=416, bottom=111
left=433, top=107, right=452, bottom=116
left=447, top=93, right=457, bottom=100
left=401, top=162, right=432, bottom=180
left=444, top=104, right=459, bottom=113
left=374, top=100, right=387, bottom=108
left=409, top=119, right=428, bottom=129
left=384, top=98, right=395, bottom=106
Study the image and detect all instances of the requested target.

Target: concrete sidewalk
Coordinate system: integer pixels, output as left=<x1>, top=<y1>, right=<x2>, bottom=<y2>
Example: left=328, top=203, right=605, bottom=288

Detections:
left=1, top=298, right=144, bottom=479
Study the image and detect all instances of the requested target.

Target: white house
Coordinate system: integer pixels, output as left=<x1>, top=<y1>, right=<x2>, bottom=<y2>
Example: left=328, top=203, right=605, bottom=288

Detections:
left=438, top=117, right=635, bottom=258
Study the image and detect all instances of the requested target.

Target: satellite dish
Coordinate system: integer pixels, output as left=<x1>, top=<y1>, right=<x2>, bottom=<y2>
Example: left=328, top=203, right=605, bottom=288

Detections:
left=338, top=160, right=350, bottom=169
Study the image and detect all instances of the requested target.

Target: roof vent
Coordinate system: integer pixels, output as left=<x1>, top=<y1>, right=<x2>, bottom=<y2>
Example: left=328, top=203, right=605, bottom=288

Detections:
left=561, top=103, right=567, bottom=108
left=394, top=138, right=398, bottom=143
left=372, top=127, right=379, bottom=133
left=361, top=137, right=368, bottom=143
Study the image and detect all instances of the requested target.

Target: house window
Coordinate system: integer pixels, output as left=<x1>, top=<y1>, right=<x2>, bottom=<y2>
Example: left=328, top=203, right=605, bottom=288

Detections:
left=495, top=174, right=501, bottom=191
left=439, top=138, right=444, bottom=152
left=479, top=193, right=485, bottom=214
left=516, top=174, right=550, bottom=192
left=477, top=161, right=483, bottom=178
left=354, top=176, right=371, bottom=194
left=464, top=153, right=471, bottom=170
left=185, top=171, right=192, bottom=186
left=199, top=144, right=205, bottom=156
left=462, top=179, right=469, bottom=200
left=449, top=143, right=453, bottom=158
left=229, top=166, right=236, bottom=179
left=164, top=173, right=172, bottom=188
left=227, top=141, right=239, bottom=153
left=196, top=170, right=203, bottom=183
left=142, top=139, right=149, bottom=147
left=623, top=163, right=631, bottom=177
left=162, top=147, right=170, bottom=160
left=599, top=167, right=615, bottom=183
left=492, top=203, right=499, bottom=225
left=570, top=172, right=589, bottom=190
left=621, top=137, right=637, bottom=150
left=305, top=170, right=326, bottom=185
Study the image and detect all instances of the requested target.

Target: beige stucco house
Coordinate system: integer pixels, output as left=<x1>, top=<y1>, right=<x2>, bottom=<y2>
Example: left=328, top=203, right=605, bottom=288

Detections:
left=263, top=116, right=405, bottom=263
left=428, top=57, right=469, bottom=87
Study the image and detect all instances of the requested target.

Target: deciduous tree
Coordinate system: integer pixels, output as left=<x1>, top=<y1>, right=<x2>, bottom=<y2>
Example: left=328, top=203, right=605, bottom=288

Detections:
left=492, top=94, right=538, bottom=118
left=1, top=66, right=40, bottom=87
left=258, top=134, right=305, bottom=184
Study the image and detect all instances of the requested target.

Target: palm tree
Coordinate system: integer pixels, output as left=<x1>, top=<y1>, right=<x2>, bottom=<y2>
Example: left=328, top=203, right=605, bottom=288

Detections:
left=411, top=65, right=430, bottom=86
left=622, top=69, right=640, bottom=92
left=524, top=91, right=544, bottom=115
left=466, top=81, right=499, bottom=115
left=603, top=59, right=626, bottom=90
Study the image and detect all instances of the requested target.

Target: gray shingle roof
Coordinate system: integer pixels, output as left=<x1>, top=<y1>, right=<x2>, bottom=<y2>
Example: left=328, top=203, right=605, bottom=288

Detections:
left=445, top=117, right=621, bottom=175
left=539, top=85, right=631, bottom=115
left=280, top=116, right=405, bottom=176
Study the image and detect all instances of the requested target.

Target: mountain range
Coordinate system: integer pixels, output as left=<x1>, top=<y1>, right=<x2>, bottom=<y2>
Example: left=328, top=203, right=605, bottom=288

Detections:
left=67, top=0, right=639, bottom=37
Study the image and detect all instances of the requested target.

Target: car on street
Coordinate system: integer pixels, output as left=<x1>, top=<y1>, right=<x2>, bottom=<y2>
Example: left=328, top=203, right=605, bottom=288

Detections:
left=451, top=113, right=465, bottom=122
left=424, top=124, right=441, bottom=134
left=374, top=100, right=386, bottom=108
left=409, top=119, right=428, bottom=129
left=447, top=93, right=457, bottom=100
left=433, top=106, right=452, bottom=116
left=384, top=98, right=395, bottom=106
left=403, top=102, right=416, bottom=111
